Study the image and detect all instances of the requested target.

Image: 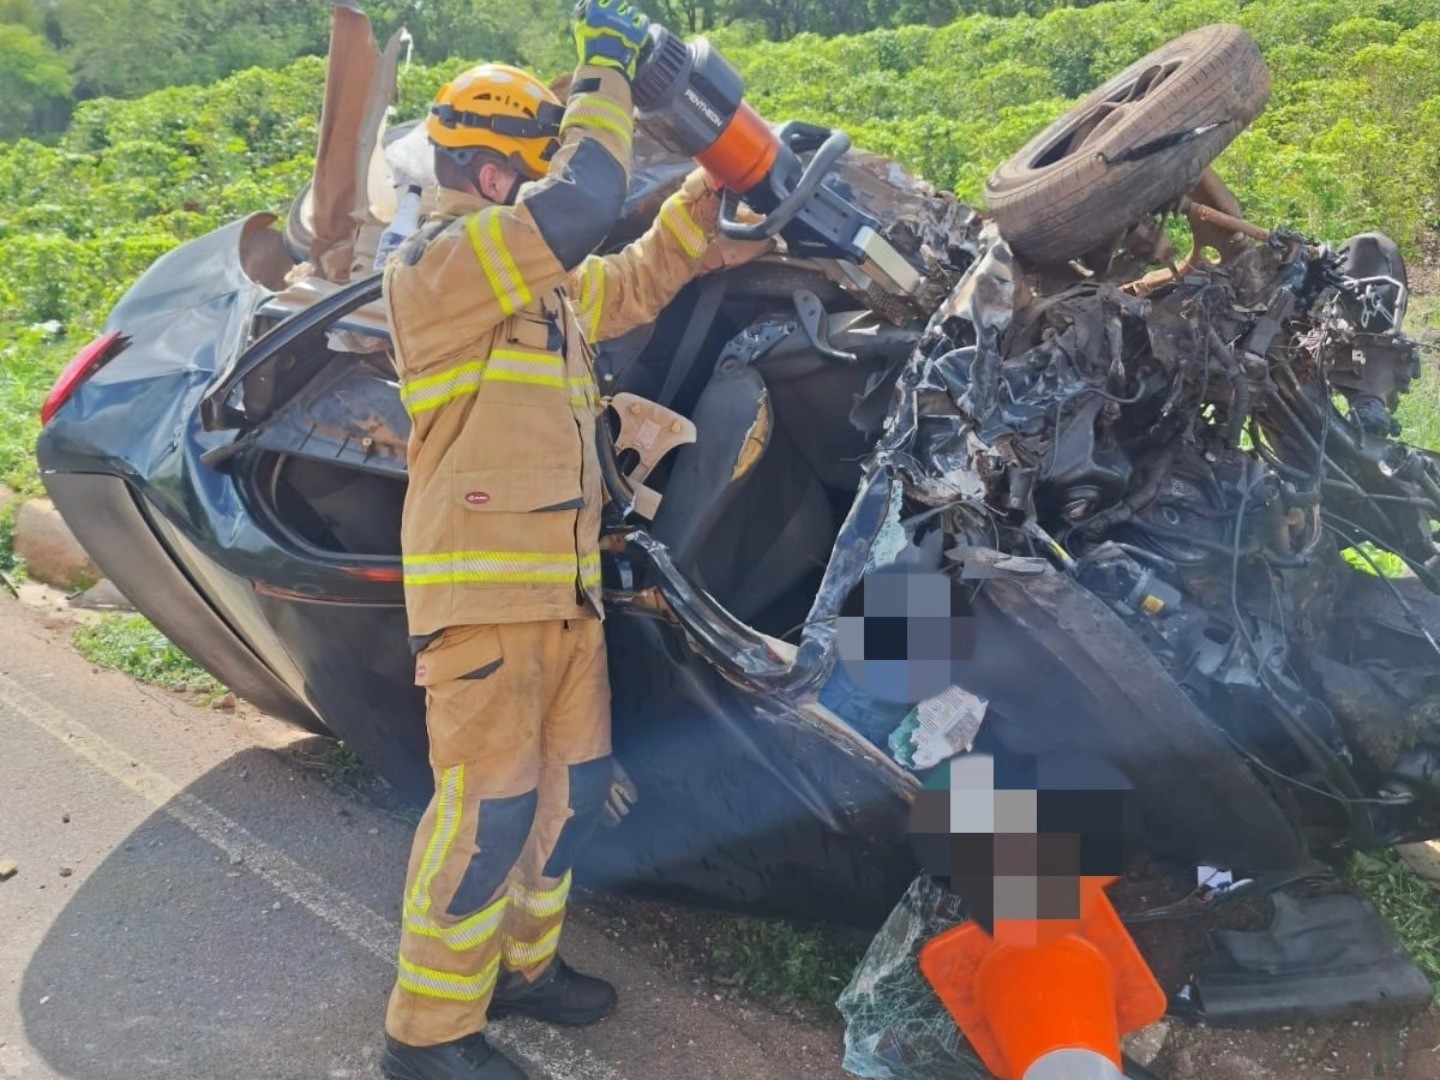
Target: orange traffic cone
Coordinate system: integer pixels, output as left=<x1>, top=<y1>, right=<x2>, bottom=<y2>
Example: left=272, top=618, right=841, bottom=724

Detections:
left=919, top=876, right=1164, bottom=1080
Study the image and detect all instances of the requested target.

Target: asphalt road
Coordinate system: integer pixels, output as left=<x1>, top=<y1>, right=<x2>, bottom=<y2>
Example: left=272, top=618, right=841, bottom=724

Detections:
left=9, top=591, right=1440, bottom=1080
left=0, top=597, right=849, bottom=1080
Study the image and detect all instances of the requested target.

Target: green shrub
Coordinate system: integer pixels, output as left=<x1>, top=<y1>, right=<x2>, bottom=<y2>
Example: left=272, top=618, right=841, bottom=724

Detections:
left=0, top=0, right=1436, bottom=506
left=72, top=613, right=224, bottom=694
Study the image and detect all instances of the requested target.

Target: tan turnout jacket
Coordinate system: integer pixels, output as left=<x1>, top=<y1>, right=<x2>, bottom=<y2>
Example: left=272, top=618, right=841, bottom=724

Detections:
left=385, top=66, right=725, bottom=637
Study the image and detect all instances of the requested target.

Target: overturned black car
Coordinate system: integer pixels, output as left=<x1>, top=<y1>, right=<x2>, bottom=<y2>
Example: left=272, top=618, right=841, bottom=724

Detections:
left=36, top=15, right=1440, bottom=1052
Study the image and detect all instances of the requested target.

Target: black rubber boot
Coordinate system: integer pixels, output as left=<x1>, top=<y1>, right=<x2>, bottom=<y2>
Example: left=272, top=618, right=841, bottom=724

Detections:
left=380, top=1033, right=528, bottom=1080
left=489, top=958, right=617, bottom=1026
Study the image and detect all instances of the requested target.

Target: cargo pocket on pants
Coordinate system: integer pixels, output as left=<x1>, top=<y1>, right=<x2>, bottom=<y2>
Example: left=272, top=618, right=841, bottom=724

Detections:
left=417, top=625, right=525, bottom=774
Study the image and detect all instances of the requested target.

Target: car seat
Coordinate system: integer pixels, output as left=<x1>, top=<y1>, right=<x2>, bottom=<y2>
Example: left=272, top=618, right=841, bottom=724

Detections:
left=649, top=362, right=835, bottom=625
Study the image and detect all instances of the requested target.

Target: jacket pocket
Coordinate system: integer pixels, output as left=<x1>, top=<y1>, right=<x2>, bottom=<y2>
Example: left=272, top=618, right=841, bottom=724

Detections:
left=451, top=468, right=584, bottom=587
left=454, top=468, right=583, bottom=514
left=506, top=313, right=555, bottom=351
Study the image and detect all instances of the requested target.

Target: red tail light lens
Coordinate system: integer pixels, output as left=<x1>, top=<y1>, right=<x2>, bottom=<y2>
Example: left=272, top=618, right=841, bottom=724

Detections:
left=40, top=330, right=124, bottom=426
left=339, top=565, right=403, bottom=583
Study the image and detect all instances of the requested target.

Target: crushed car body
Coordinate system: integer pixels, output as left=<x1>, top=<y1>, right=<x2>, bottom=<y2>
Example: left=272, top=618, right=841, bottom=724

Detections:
left=33, top=12, right=1440, bottom=1074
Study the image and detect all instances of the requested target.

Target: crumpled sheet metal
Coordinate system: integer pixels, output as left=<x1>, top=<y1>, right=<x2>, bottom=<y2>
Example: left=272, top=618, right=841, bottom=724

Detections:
left=838, top=876, right=986, bottom=1080
left=874, top=226, right=1015, bottom=507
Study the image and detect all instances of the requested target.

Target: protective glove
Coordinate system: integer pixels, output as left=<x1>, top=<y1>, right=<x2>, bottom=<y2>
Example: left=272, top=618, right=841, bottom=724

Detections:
left=599, top=759, right=639, bottom=828
left=686, top=167, right=779, bottom=272
left=573, top=0, right=651, bottom=81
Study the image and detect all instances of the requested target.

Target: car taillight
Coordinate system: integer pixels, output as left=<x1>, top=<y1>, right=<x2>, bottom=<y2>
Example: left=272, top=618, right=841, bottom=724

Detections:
left=40, top=330, right=124, bottom=426
left=339, top=565, right=403, bottom=583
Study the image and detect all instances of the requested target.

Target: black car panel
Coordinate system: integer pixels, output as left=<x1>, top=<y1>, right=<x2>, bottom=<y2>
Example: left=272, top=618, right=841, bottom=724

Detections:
left=201, top=273, right=384, bottom=431
left=242, top=357, right=408, bottom=482
left=42, top=471, right=319, bottom=730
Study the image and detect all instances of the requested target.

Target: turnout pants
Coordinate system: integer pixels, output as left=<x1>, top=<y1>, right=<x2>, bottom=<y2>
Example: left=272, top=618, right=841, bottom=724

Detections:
left=386, top=619, right=612, bottom=1047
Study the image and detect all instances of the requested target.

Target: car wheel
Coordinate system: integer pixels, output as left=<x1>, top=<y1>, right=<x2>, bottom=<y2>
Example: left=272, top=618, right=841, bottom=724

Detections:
left=985, top=24, right=1270, bottom=265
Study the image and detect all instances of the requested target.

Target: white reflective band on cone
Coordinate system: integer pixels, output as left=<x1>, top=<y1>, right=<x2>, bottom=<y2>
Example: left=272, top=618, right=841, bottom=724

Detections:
left=1023, top=1049, right=1126, bottom=1080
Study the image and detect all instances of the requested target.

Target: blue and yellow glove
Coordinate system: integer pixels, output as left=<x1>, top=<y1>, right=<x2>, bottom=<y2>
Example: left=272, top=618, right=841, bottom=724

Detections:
left=573, top=0, right=650, bottom=80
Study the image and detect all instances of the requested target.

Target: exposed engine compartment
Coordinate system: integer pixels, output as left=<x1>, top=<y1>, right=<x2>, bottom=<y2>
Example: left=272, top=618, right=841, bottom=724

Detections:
left=884, top=215, right=1440, bottom=845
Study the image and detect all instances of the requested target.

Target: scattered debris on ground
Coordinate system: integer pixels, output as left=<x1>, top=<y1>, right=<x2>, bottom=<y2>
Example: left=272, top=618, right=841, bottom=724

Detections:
left=69, top=578, right=135, bottom=612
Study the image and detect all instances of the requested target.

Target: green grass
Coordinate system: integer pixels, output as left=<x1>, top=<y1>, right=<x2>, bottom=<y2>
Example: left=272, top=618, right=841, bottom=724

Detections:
left=700, top=916, right=865, bottom=1014
left=1342, top=542, right=1409, bottom=578
left=72, top=613, right=224, bottom=695
left=609, top=896, right=865, bottom=1016
left=1397, top=294, right=1440, bottom=450
left=304, top=739, right=376, bottom=792
left=0, top=329, right=69, bottom=496
left=1350, top=849, right=1440, bottom=997
left=0, top=328, right=71, bottom=572
left=0, top=500, right=21, bottom=579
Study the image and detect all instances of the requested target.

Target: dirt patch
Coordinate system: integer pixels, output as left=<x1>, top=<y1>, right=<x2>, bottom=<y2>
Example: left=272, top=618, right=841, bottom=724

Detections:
left=1406, top=261, right=1439, bottom=301
left=1111, top=859, right=1276, bottom=996
left=1158, top=1010, right=1440, bottom=1080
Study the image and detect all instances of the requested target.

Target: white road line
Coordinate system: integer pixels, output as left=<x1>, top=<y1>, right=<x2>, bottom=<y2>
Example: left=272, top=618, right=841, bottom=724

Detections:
left=0, top=668, right=624, bottom=1080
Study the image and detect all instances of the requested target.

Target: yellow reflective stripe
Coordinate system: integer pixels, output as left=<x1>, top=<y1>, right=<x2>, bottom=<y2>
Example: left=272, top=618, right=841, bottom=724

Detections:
left=561, top=112, right=633, bottom=153
left=408, top=766, right=465, bottom=916
left=488, top=212, right=532, bottom=313
left=465, top=211, right=532, bottom=317
left=568, top=375, right=596, bottom=408
left=486, top=350, right=566, bottom=388
left=401, top=350, right=566, bottom=415
left=403, top=551, right=600, bottom=566
left=404, top=359, right=488, bottom=397
left=406, top=564, right=579, bottom=586
left=397, top=954, right=501, bottom=1003
left=403, top=551, right=601, bottom=588
left=404, top=894, right=508, bottom=951
left=489, top=349, right=563, bottom=371
left=576, top=260, right=605, bottom=341
left=465, top=214, right=514, bottom=315
left=401, top=360, right=487, bottom=415
left=510, top=870, right=572, bottom=918
left=660, top=197, right=707, bottom=259
left=503, top=924, right=563, bottom=969
left=568, top=94, right=633, bottom=132
left=511, top=872, right=572, bottom=918
left=559, top=98, right=634, bottom=151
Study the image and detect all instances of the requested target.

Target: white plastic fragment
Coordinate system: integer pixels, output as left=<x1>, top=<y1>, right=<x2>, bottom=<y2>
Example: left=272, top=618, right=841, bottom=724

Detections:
left=910, top=686, right=987, bottom=770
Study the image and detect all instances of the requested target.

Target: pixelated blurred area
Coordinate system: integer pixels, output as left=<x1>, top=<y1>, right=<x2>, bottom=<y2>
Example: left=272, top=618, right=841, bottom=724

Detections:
left=909, top=753, right=1140, bottom=933
left=836, top=567, right=977, bottom=706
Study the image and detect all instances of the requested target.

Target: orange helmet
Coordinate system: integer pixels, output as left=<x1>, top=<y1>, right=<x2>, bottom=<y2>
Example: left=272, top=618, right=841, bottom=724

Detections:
left=427, top=64, right=563, bottom=180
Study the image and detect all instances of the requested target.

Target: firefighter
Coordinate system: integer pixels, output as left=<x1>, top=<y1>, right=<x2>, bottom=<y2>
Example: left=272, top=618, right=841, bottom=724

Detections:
left=379, top=2, right=762, bottom=1077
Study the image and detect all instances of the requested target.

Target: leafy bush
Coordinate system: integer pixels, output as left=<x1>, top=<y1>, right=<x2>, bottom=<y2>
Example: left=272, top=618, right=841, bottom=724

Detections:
left=0, top=0, right=1436, bottom=504
left=728, top=0, right=1440, bottom=245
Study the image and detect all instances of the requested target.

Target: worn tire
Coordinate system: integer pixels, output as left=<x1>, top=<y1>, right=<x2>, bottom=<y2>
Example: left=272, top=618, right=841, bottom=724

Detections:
left=985, top=24, right=1270, bottom=264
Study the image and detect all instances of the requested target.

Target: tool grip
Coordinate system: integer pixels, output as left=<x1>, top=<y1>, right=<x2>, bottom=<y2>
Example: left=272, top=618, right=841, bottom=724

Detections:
left=718, top=125, right=850, bottom=241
